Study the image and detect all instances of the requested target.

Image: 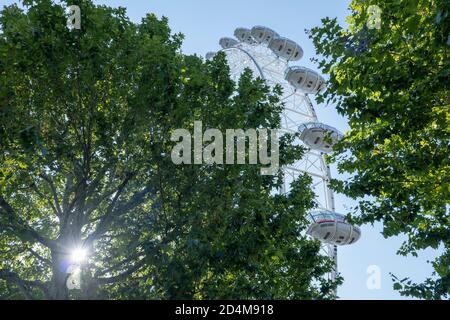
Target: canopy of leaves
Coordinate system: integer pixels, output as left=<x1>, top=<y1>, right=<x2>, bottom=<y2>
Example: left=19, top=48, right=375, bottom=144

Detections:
left=0, top=0, right=338, bottom=299
left=309, top=0, right=449, bottom=299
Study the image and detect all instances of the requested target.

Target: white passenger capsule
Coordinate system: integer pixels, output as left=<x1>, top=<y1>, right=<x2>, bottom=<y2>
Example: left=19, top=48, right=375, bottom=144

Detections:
left=307, top=211, right=361, bottom=246
left=298, top=122, right=343, bottom=153
left=285, top=66, right=326, bottom=94
left=205, top=51, right=216, bottom=60
left=268, top=36, right=303, bottom=61
left=234, top=27, right=256, bottom=44
left=219, top=37, right=239, bottom=49
left=250, top=26, right=279, bottom=45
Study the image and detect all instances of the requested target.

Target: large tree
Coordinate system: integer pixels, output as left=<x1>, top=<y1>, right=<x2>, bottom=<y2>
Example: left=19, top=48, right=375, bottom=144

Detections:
left=0, top=0, right=337, bottom=299
left=309, top=0, right=449, bottom=299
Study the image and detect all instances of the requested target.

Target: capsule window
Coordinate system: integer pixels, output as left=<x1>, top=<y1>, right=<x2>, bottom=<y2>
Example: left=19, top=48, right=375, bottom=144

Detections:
left=294, top=51, right=299, bottom=58
left=320, top=223, right=334, bottom=227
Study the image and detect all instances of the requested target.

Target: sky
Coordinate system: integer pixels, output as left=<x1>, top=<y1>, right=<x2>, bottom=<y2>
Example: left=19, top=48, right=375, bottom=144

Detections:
left=0, top=0, right=442, bottom=299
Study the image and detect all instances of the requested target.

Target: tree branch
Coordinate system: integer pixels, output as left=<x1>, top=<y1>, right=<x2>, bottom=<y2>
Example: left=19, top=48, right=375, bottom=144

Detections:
left=0, top=269, right=49, bottom=299
left=83, top=174, right=137, bottom=246
left=62, top=172, right=74, bottom=214
left=96, top=259, right=146, bottom=285
left=27, top=248, right=52, bottom=266
left=94, top=241, right=143, bottom=278
left=30, top=183, right=60, bottom=218
left=39, top=173, right=63, bottom=216
left=0, top=196, right=55, bottom=249
left=84, top=184, right=155, bottom=248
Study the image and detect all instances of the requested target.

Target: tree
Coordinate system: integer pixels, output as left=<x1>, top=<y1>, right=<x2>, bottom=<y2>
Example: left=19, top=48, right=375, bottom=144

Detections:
left=309, top=0, right=449, bottom=299
left=0, top=0, right=338, bottom=299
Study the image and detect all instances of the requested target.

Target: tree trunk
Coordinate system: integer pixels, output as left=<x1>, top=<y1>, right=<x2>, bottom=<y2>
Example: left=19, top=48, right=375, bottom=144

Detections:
left=50, top=250, right=69, bottom=299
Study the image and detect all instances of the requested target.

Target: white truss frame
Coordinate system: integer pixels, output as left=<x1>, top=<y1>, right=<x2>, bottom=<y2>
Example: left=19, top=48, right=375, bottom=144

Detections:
left=222, top=42, right=338, bottom=284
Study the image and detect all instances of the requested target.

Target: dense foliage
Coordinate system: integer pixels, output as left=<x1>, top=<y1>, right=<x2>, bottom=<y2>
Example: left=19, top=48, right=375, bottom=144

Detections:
left=0, top=0, right=338, bottom=299
left=309, top=0, right=449, bottom=299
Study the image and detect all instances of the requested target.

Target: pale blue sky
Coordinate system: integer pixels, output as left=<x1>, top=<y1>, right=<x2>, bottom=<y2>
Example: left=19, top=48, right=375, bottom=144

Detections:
left=1, top=0, right=441, bottom=299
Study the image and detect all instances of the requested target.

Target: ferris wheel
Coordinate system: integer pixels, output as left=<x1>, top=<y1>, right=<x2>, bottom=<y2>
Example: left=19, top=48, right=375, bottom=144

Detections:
left=207, top=26, right=361, bottom=294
